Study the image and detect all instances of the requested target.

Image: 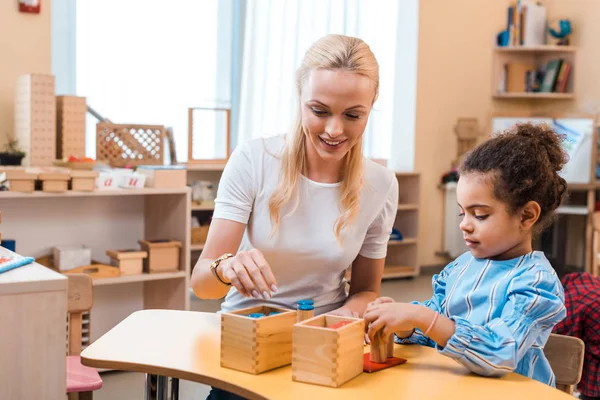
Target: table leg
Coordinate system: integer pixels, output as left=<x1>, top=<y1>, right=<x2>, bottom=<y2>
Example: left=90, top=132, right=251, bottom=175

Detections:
left=170, top=377, right=179, bottom=400
left=145, top=374, right=179, bottom=400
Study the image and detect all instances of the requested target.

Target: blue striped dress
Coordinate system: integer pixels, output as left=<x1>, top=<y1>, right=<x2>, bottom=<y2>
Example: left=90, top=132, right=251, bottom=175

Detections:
left=397, top=251, right=566, bottom=386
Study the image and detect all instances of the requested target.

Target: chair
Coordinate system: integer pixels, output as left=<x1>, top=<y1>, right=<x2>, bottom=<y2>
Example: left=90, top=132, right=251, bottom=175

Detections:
left=67, top=274, right=103, bottom=400
left=544, top=333, right=585, bottom=394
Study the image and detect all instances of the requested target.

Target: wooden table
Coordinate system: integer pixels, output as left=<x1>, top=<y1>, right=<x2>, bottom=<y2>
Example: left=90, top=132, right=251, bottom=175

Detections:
left=81, top=310, right=574, bottom=400
left=0, top=247, right=68, bottom=400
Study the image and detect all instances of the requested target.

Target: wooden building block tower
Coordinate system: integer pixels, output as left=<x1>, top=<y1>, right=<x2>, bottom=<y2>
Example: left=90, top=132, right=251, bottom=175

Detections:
left=56, top=96, right=87, bottom=159
left=14, top=74, right=56, bottom=166
left=292, top=314, right=364, bottom=387
left=220, top=305, right=296, bottom=374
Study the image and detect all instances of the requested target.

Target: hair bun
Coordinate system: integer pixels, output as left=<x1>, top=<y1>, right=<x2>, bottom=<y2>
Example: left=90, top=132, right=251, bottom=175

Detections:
left=512, top=122, right=569, bottom=172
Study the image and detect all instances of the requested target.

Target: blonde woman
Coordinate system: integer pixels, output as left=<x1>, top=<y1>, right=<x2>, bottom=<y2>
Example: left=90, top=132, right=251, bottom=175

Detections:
left=192, top=34, right=398, bottom=320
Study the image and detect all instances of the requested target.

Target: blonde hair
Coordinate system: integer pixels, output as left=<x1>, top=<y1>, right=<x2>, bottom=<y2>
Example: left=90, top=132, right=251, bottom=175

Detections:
left=268, top=34, right=380, bottom=242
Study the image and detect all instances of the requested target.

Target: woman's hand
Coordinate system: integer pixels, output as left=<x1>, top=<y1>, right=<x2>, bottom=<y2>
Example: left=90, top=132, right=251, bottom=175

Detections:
left=218, top=249, right=278, bottom=299
left=363, top=301, right=418, bottom=342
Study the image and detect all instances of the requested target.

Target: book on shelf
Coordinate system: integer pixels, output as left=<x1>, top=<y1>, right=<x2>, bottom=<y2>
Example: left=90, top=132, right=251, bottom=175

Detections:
left=506, top=1, right=547, bottom=47
left=499, top=58, right=571, bottom=94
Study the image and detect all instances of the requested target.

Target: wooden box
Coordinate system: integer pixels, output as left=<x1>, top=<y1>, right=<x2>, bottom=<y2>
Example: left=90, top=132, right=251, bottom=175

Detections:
left=138, top=240, right=181, bottom=273
left=136, top=165, right=186, bottom=189
left=191, top=225, right=209, bottom=244
left=106, top=249, right=147, bottom=276
left=71, top=170, right=98, bottom=192
left=56, top=96, right=87, bottom=159
left=292, top=315, right=364, bottom=388
left=220, top=305, right=296, bottom=374
left=38, top=168, right=71, bottom=192
left=0, top=167, right=38, bottom=192
left=14, top=74, right=56, bottom=166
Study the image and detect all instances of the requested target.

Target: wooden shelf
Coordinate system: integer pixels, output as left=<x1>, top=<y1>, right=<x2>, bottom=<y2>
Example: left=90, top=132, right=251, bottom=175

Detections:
left=494, top=45, right=578, bottom=53
left=0, top=187, right=189, bottom=199
left=191, top=204, right=215, bottom=211
left=184, top=163, right=226, bottom=171
left=568, top=183, right=595, bottom=191
left=398, top=204, right=418, bottom=211
left=382, top=266, right=418, bottom=279
left=493, top=93, right=575, bottom=100
left=191, top=243, right=205, bottom=251
left=92, top=271, right=186, bottom=286
left=388, top=238, right=417, bottom=246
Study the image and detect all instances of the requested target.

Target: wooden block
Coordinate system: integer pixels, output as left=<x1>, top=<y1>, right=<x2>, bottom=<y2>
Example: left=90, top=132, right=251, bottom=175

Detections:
left=136, top=166, right=186, bottom=188
left=71, top=170, right=98, bottom=192
left=42, top=180, right=68, bottom=192
left=296, top=308, right=314, bottom=323
left=9, top=180, right=35, bottom=192
left=370, top=330, right=387, bottom=363
left=220, top=305, right=296, bottom=374
left=387, top=334, right=395, bottom=358
left=106, top=249, right=147, bottom=276
left=14, top=74, right=56, bottom=166
left=292, top=314, right=364, bottom=388
left=1, top=167, right=37, bottom=192
left=138, top=240, right=182, bottom=273
left=56, top=96, right=87, bottom=159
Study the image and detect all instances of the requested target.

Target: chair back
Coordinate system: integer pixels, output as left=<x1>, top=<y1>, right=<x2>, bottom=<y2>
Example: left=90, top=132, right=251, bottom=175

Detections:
left=544, top=333, right=585, bottom=394
left=67, top=274, right=93, bottom=356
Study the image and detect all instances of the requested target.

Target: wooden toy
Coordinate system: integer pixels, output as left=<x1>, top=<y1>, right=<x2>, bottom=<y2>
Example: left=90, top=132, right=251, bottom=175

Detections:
left=292, top=314, right=364, bottom=388
left=296, top=304, right=314, bottom=322
left=220, top=305, right=296, bottom=374
left=387, top=333, right=395, bottom=358
left=96, top=123, right=165, bottom=167
left=106, top=249, right=147, bottom=276
left=363, top=353, right=407, bottom=373
left=138, top=240, right=181, bottom=273
left=14, top=74, right=56, bottom=166
left=63, top=264, right=120, bottom=280
left=37, top=167, right=71, bottom=192
left=56, top=96, right=87, bottom=159
left=53, top=245, right=92, bottom=272
left=0, top=167, right=38, bottom=192
left=71, top=170, right=99, bottom=192
left=136, top=165, right=186, bottom=189
left=369, top=330, right=387, bottom=363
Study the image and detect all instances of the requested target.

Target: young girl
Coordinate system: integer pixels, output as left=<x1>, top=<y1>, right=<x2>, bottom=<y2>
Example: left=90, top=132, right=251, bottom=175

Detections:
left=364, top=122, right=568, bottom=386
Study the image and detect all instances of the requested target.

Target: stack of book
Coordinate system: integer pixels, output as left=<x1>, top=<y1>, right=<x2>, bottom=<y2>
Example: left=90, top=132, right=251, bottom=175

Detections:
left=499, top=58, right=572, bottom=94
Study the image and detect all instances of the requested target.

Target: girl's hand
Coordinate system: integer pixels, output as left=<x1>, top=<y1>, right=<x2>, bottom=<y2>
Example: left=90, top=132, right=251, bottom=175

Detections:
left=366, top=296, right=395, bottom=309
left=363, top=302, right=417, bottom=342
left=218, top=249, right=278, bottom=299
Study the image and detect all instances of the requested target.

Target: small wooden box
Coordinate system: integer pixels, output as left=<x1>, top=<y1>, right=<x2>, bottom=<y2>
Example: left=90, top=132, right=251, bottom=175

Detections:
left=38, top=167, right=71, bottom=192
left=1, top=168, right=38, bottom=192
left=136, top=165, right=186, bottom=189
left=191, top=225, right=209, bottom=244
left=106, top=249, right=147, bottom=276
left=71, top=170, right=98, bottom=192
left=292, top=315, right=364, bottom=388
left=138, top=240, right=181, bottom=273
left=220, top=305, right=296, bottom=374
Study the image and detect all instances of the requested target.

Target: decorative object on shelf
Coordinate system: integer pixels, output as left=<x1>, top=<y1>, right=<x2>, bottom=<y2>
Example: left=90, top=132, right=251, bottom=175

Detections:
left=191, top=225, right=209, bottom=245
left=37, top=167, right=71, bottom=192
left=136, top=165, right=186, bottom=189
left=0, top=167, right=37, bottom=192
left=14, top=74, right=56, bottom=166
left=70, top=170, right=98, bottom=192
left=63, top=264, right=120, bottom=280
left=0, top=135, right=26, bottom=166
left=56, top=96, right=87, bottom=160
left=53, top=245, right=92, bottom=272
left=138, top=239, right=181, bottom=273
left=390, top=228, right=403, bottom=241
left=188, top=107, right=231, bottom=164
left=106, top=249, right=147, bottom=276
left=96, top=123, right=165, bottom=167
left=191, top=180, right=216, bottom=205
left=453, top=118, right=481, bottom=168
left=549, top=19, right=573, bottom=46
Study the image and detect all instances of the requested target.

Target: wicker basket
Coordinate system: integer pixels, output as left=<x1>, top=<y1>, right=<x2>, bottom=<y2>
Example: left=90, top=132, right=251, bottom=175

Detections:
left=96, top=123, right=165, bottom=167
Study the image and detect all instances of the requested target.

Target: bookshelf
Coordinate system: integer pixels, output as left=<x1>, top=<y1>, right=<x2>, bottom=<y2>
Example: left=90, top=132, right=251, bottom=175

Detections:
left=492, top=46, right=577, bottom=99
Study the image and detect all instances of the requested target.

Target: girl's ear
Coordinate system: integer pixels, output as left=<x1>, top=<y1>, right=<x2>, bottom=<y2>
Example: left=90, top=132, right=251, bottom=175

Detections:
left=520, top=201, right=541, bottom=231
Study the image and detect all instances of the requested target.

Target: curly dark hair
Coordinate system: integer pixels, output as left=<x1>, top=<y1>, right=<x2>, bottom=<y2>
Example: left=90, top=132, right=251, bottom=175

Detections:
left=459, top=122, right=569, bottom=234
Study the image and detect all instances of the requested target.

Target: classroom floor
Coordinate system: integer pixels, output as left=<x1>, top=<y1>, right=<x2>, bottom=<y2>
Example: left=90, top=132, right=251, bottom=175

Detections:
left=94, top=270, right=438, bottom=400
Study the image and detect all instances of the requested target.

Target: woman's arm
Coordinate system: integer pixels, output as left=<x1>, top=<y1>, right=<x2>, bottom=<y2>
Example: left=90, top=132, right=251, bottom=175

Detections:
left=335, top=254, right=384, bottom=316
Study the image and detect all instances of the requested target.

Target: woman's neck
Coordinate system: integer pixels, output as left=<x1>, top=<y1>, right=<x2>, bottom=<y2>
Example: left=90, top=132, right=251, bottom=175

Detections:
left=304, top=138, right=343, bottom=184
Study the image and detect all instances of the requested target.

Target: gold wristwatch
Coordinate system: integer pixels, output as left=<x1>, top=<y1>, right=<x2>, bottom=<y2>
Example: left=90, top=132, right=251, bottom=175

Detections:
left=210, top=253, right=234, bottom=286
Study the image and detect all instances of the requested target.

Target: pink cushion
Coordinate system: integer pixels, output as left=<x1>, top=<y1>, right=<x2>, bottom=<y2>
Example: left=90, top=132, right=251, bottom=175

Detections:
left=66, top=355, right=103, bottom=393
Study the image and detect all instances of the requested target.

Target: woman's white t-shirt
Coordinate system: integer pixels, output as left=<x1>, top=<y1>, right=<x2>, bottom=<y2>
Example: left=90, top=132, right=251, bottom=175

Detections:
left=213, top=135, right=398, bottom=314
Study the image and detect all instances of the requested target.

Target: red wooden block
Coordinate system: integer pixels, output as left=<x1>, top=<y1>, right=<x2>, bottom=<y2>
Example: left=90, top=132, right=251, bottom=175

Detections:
left=363, top=353, right=407, bottom=373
